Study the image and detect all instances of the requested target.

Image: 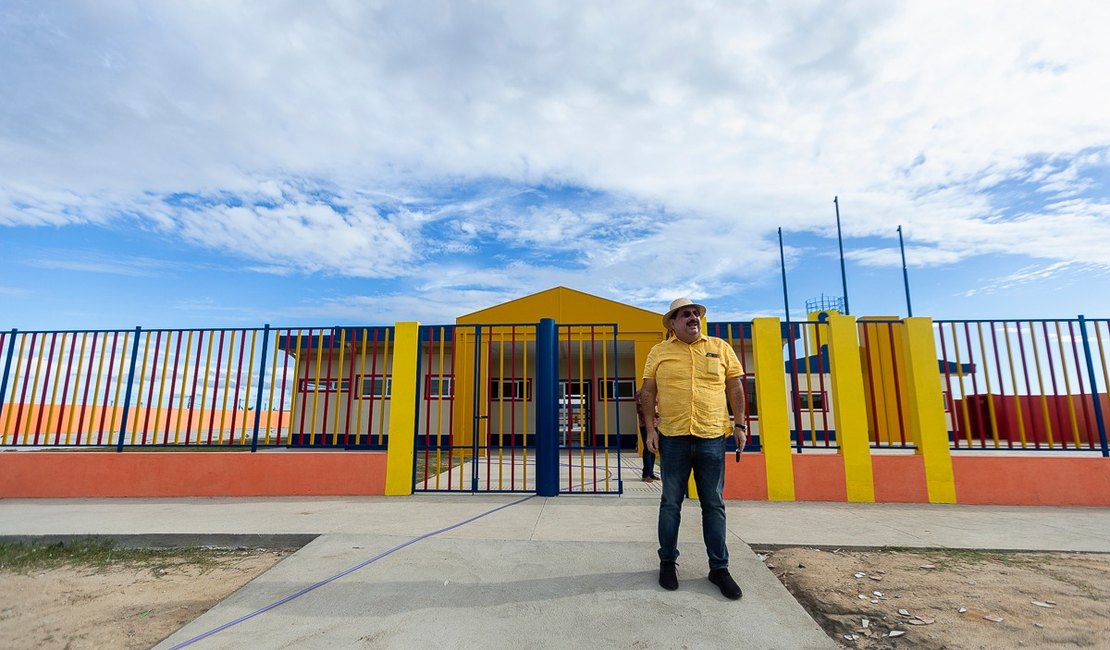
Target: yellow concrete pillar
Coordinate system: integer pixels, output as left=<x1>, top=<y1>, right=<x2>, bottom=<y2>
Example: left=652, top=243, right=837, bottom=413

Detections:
left=385, top=322, right=421, bottom=496
left=826, top=314, right=875, bottom=502
left=900, top=317, right=957, bottom=503
left=752, top=318, right=796, bottom=500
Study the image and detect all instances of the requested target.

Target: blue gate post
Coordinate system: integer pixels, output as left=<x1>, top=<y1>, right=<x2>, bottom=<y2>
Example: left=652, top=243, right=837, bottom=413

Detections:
left=116, top=327, right=143, bottom=452
left=250, top=324, right=271, bottom=452
left=535, top=318, right=560, bottom=496
left=1077, top=316, right=1109, bottom=457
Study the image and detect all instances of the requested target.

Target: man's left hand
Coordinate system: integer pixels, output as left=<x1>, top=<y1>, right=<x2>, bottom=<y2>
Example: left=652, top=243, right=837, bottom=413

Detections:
left=732, top=429, right=747, bottom=451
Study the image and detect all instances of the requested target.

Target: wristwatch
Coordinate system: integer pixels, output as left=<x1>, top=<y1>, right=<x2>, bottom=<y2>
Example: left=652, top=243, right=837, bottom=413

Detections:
left=733, top=423, right=747, bottom=432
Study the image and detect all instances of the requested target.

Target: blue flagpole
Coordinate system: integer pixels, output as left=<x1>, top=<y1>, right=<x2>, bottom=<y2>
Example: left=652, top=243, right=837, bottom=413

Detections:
left=834, top=196, right=850, bottom=314
left=898, top=225, right=913, bottom=317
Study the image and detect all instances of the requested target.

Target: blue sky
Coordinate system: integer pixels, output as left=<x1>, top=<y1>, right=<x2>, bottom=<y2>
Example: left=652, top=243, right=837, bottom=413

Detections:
left=2, top=1, right=1109, bottom=331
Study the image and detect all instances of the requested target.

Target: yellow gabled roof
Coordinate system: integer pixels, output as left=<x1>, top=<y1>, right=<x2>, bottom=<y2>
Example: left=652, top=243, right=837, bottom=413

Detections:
left=457, top=286, right=662, bottom=334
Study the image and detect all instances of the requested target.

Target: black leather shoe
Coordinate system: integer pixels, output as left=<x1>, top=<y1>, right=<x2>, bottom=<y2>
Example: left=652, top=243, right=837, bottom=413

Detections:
left=708, top=568, right=742, bottom=600
left=659, top=561, right=678, bottom=590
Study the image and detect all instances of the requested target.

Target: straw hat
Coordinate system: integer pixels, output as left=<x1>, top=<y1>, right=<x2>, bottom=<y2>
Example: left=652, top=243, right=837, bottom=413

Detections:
left=662, top=297, right=707, bottom=330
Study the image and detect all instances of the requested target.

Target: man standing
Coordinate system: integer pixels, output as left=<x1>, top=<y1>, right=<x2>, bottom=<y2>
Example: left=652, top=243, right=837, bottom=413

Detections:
left=640, top=297, right=747, bottom=600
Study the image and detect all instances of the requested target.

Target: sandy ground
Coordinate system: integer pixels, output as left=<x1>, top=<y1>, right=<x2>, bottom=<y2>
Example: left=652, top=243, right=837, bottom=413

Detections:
left=0, top=550, right=288, bottom=650
left=1, top=546, right=1107, bottom=649
left=764, top=547, right=1110, bottom=649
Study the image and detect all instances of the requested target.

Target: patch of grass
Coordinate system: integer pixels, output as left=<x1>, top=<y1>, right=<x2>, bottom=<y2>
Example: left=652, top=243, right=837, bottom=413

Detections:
left=877, top=545, right=1038, bottom=568
left=0, top=539, right=257, bottom=576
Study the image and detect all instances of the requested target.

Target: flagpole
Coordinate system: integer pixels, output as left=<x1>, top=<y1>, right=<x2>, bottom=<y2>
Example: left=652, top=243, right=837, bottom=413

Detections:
left=834, top=196, right=850, bottom=314
left=779, top=227, right=792, bottom=320
left=898, top=225, right=913, bottom=317
left=779, top=227, right=805, bottom=452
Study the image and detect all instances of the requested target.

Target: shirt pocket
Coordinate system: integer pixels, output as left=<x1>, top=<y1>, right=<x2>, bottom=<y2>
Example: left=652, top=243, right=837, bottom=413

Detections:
left=701, top=357, right=721, bottom=379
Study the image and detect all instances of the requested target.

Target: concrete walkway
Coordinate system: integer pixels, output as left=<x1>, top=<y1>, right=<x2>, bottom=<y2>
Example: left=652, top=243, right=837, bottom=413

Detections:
left=2, top=460, right=1109, bottom=648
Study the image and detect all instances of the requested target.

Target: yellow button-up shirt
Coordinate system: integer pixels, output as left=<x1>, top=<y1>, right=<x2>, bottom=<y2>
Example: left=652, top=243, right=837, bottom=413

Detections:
left=643, top=334, right=743, bottom=438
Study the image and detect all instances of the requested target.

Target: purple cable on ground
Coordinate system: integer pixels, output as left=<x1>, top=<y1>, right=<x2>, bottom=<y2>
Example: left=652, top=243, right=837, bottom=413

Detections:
left=169, top=494, right=537, bottom=649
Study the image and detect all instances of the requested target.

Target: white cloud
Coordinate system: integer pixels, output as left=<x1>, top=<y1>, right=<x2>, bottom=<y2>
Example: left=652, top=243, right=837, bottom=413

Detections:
left=958, top=261, right=1105, bottom=297
left=1, top=0, right=1109, bottom=315
left=24, top=251, right=175, bottom=277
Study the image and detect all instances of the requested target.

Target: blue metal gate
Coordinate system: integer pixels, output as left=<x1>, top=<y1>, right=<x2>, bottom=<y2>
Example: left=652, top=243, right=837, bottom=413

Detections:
left=412, top=320, right=625, bottom=494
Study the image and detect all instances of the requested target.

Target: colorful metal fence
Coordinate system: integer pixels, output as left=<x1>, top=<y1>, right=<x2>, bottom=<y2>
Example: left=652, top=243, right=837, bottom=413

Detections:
left=936, top=318, right=1109, bottom=453
left=557, top=324, right=623, bottom=494
left=783, top=320, right=837, bottom=450
left=1, top=327, right=273, bottom=448
left=742, top=316, right=1109, bottom=456
left=412, top=323, right=625, bottom=494
left=706, top=322, right=758, bottom=453
left=279, top=327, right=394, bottom=448
left=5, top=316, right=1105, bottom=464
left=0, top=326, right=394, bottom=450
left=858, top=319, right=912, bottom=450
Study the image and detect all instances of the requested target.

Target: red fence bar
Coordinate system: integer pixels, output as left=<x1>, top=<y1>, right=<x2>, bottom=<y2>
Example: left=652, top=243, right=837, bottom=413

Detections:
left=342, top=329, right=357, bottom=447
left=863, top=323, right=884, bottom=446
left=228, top=329, right=246, bottom=443
left=320, top=329, right=336, bottom=445
left=31, top=333, right=58, bottom=445
left=1068, top=322, right=1094, bottom=449
left=363, top=329, right=378, bottom=446
left=421, top=326, right=435, bottom=486
left=275, top=330, right=292, bottom=444
left=1013, top=322, right=1037, bottom=448
left=163, top=331, right=183, bottom=444
left=52, top=333, right=76, bottom=444
left=485, top=326, right=494, bottom=491
left=139, top=331, right=160, bottom=444
left=75, top=332, right=98, bottom=445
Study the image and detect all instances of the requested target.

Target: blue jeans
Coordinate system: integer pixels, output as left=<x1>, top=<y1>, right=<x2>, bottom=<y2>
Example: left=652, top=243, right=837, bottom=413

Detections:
left=657, top=434, right=729, bottom=570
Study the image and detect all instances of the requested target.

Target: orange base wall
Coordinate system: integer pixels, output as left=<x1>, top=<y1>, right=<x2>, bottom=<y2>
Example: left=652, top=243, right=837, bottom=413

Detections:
left=792, top=454, right=847, bottom=501
left=872, top=454, right=929, bottom=503
left=723, top=453, right=768, bottom=499
left=0, top=451, right=387, bottom=498
left=953, top=456, right=1110, bottom=506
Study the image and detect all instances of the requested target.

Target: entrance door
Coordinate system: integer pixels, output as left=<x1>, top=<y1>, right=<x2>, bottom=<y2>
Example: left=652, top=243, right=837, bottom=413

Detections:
left=558, top=379, right=592, bottom=447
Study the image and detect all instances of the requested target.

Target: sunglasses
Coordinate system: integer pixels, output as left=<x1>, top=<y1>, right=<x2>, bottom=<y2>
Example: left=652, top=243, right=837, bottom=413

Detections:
left=673, top=309, right=701, bottom=319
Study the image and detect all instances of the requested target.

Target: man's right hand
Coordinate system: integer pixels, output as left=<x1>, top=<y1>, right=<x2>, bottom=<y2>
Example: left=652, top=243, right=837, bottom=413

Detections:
left=646, top=428, right=660, bottom=454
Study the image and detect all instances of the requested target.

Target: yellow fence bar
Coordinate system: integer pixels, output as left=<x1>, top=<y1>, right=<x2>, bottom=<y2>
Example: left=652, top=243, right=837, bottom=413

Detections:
left=601, top=327, right=611, bottom=493
left=376, top=330, right=391, bottom=445
left=154, top=333, right=172, bottom=443
left=45, top=333, right=67, bottom=439
left=331, top=328, right=346, bottom=446
left=1001, top=323, right=1028, bottom=447
left=240, top=330, right=257, bottom=444
left=287, top=330, right=303, bottom=444
left=65, top=332, right=89, bottom=443
left=174, top=332, right=193, bottom=444
left=521, top=327, right=529, bottom=487
left=975, top=323, right=999, bottom=448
